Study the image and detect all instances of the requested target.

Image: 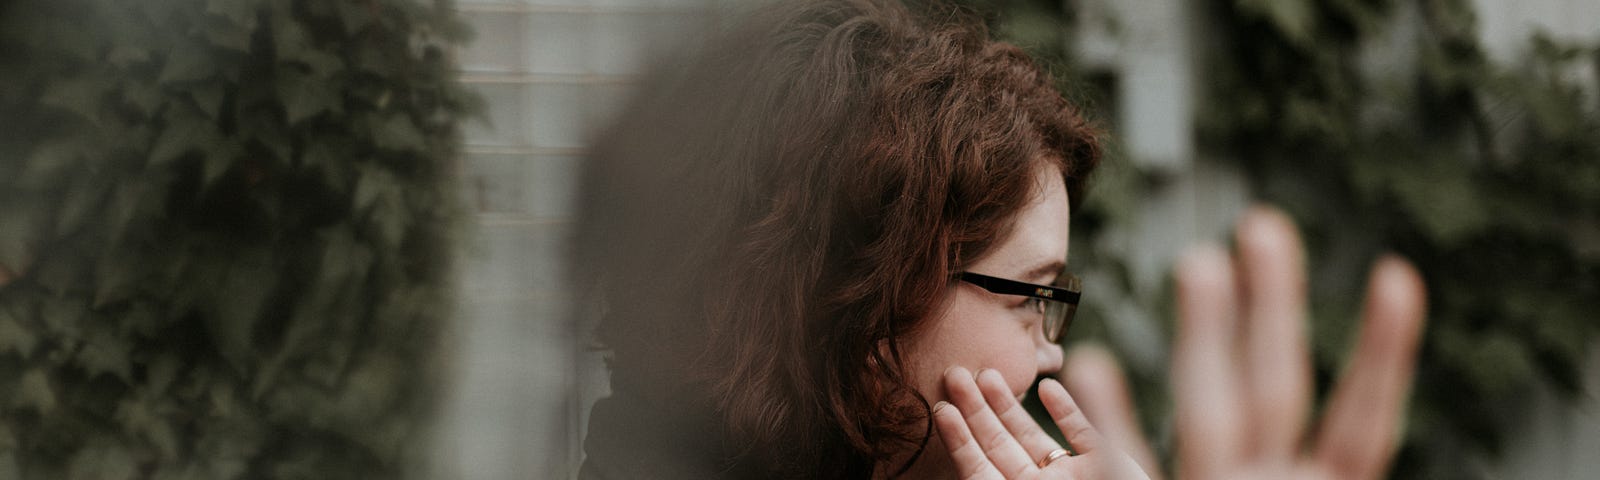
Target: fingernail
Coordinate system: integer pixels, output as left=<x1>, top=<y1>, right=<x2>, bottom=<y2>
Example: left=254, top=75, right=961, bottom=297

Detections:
left=933, top=401, right=950, bottom=414
left=1239, top=205, right=1299, bottom=251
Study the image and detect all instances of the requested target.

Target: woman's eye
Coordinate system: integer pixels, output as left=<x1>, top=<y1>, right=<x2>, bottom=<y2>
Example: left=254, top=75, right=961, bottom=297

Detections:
left=1017, top=297, right=1042, bottom=312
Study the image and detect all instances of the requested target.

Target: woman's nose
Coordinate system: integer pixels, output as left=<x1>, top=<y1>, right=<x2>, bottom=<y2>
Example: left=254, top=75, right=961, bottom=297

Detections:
left=1036, top=340, right=1064, bottom=376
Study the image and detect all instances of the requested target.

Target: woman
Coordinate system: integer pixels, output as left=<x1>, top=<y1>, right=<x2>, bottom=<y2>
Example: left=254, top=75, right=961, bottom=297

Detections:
left=573, top=0, right=1427, bottom=479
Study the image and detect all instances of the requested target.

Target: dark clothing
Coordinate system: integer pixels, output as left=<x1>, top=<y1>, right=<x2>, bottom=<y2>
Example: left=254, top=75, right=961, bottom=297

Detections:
left=579, top=387, right=734, bottom=480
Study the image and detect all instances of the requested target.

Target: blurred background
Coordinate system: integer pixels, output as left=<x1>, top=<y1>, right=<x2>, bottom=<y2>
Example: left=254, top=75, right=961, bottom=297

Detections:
left=0, top=0, right=1595, bottom=479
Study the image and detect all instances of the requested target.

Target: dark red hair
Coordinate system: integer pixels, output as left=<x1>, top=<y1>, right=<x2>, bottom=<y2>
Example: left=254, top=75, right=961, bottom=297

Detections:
left=573, top=0, right=1101, bottom=477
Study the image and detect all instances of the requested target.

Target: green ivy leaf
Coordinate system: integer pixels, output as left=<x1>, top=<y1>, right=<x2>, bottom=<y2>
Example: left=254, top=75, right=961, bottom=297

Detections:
left=372, top=114, right=424, bottom=152
left=66, top=445, right=138, bottom=480
left=40, top=76, right=109, bottom=123
left=297, top=49, right=346, bottom=80
left=369, top=193, right=407, bottom=251
left=56, top=173, right=111, bottom=237
left=201, top=139, right=244, bottom=188
left=10, top=14, right=100, bottom=63
left=76, top=328, right=134, bottom=383
left=0, top=452, right=17, bottom=480
left=1237, top=0, right=1315, bottom=47
left=191, top=82, right=227, bottom=120
left=106, top=179, right=163, bottom=245
left=334, top=1, right=375, bottom=35
left=115, top=397, right=181, bottom=461
left=149, top=113, right=216, bottom=167
left=15, top=369, right=57, bottom=414
left=0, top=308, right=38, bottom=358
left=271, top=10, right=312, bottom=60
left=41, top=296, right=87, bottom=340
left=92, top=252, right=142, bottom=308
left=119, top=80, right=164, bottom=118
left=145, top=353, right=181, bottom=396
left=352, top=166, right=389, bottom=213
left=106, top=45, right=152, bottom=68
left=208, top=255, right=277, bottom=375
left=19, top=139, right=89, bottom=189
left=1389, top=163, right=1489, bottom=245
left=0, top=202, right=43, bottom=269
left=203, top=19, right=255, bottom=53
left=158, top=43, right=217, bottom=85
left=206, top=0, right=259, bottom=27
left=276, top=69, right=340, bottom=125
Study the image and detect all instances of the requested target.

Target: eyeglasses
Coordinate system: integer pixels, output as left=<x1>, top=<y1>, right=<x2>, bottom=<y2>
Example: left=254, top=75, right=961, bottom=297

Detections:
left=958, top=271, right=1082, bottom=343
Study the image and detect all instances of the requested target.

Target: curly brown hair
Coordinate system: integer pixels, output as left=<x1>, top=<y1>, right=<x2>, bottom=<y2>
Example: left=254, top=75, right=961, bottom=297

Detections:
left=573, top=0, right=1101, bottom=477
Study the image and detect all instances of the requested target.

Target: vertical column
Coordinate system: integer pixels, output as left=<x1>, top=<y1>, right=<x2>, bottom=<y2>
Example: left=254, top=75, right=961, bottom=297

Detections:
left=1070, top=0, right=1248, bottom=372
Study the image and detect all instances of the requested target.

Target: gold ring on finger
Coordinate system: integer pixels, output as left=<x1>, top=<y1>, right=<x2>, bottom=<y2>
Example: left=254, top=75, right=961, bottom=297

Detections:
left=1039, top=448, right=1070, bottom=468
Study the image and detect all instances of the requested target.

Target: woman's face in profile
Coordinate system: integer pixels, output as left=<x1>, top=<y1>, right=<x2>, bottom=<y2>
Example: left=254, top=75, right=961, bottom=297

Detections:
left=903, top=163, right=1072, bottom=404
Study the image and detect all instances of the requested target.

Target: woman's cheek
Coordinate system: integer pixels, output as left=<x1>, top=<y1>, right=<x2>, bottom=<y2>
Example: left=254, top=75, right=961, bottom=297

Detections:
left=999, top=356, right=1038, bottom=398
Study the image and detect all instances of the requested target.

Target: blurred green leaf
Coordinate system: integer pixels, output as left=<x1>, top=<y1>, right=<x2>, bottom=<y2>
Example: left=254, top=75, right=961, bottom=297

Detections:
left=106, top=45, right=152, bottom=68
left=40, top=76, right=109, bottom=122
left=373, top=114, right=425, bottom=152
left=191, top=82, right=227, bottom=120
left=203, top=18, right=255, bottom=53
left=276, top=69, right=340, bottom=125
left=149, top=113, right=216, bottom=167
left=1237, top=0, right=1315, bottom=46
left=0, top=309, right=38, bottom=358
left=201, top=139, right=243, bottom=188
left=76, top=328, right=134, bottom=383
left=18, top=140, right=88, bottom=189
left=16, top=369, right=57, bottom=413
left=0, top=205, right=43, bottom=270
left=206, top=0, right=258, bottom=27
left=158, top=43, right=218, bottom=84
left=66, top=445, right=138, bottom=480
left=208, top=258, right=276, bottom=375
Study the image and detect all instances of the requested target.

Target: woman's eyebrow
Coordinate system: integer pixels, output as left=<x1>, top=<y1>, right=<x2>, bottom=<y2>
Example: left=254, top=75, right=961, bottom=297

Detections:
left=1021, top=260, right=1066, bottom=283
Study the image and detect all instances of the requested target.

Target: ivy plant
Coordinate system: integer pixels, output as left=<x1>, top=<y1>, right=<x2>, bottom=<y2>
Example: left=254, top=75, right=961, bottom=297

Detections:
left=0, top=0, right=477, bottom=478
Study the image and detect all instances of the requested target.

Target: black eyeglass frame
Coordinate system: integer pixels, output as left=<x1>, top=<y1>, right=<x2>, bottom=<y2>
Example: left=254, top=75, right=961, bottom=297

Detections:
left=958, top=271, right=1082, bottom=343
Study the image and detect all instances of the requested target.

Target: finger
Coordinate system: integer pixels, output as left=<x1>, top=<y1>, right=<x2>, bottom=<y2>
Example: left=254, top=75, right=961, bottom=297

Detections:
left=934, top=401, right=1007, bottom=480
left=1038, top=377, right=1107, bottom=455
left=1314, top=256, right=1427, bottom=480
left=1172, top=244, right=1244, bottom=479
left=976, top=368, right=1061, bottom=461
left=1064, top=344, right=1163, bottom=480
left=1236, top=206, right=1312, bottom=460
left=944, top=367, right=1037, bottom=477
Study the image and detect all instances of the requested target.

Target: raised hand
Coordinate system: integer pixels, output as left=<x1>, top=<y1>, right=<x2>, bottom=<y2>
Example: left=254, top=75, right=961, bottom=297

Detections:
left=1161, top=207, right=1427, bottom=480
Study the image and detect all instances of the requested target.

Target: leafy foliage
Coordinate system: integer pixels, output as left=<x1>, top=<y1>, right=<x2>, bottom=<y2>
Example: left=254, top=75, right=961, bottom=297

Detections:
left=0, top=0, right=477, bottom=477
left=966, top=0, right=1600, bottom=478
